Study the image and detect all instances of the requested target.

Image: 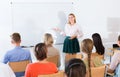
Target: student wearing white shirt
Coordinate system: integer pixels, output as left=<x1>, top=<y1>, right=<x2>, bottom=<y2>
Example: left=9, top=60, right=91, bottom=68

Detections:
left=0, top=63, right=16, bottom=77
left=54, top=13, right=83, bottom=54
left=107, top=35, right=120, bottom=77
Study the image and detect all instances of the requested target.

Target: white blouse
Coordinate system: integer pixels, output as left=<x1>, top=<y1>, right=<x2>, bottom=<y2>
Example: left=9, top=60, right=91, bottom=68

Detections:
left=61, top=23, right=83, bottom=38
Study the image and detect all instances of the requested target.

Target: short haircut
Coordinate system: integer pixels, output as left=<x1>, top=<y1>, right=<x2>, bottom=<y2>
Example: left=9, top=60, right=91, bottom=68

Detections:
left=65, top=58, right=86, bottom=77
left=11, top=33, right=21, bottom=43
left=34, top=43, right=47, bottom=61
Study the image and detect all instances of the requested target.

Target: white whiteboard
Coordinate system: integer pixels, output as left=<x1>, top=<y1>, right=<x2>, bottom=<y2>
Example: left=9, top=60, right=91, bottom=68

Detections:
left=11, top=2, right=74, bottom=46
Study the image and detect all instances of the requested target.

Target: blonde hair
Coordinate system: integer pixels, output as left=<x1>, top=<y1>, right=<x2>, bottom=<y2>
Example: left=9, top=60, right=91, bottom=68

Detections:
left=68, top=13, right=76, bottom=24
left=44, top=33, right=54, bottom=46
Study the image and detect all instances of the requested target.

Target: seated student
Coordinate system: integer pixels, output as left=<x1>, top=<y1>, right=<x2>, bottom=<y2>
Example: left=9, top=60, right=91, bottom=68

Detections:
left=107, top=35, right=120, bottom=76
left=92, top=33, right=105, bottom=55
left=0, top=62, right=16, bottom=77
left=65, top=58, right=86, bottom=77
left=116, top=35, right=120, bottom=50
left=25, top=43, right=58, bottom=77
left=107, top=35, right=120, bottom=57
left=3, top=33, right=32, bottom=77
left=43, top=33, right=59, bottom=57
left=81, top=39, right=103, bottom=77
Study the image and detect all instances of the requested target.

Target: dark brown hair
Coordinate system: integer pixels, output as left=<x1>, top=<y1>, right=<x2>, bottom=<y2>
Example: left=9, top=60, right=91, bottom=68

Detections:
left=81, top=39, right=93, bottom=77
left=65, top=58, right=86, bottom=77
left=34, top=43, right=47, bottom=61
left=92, top=33, right=105, bottom=55
left=11, top=33, right=21, bottom=43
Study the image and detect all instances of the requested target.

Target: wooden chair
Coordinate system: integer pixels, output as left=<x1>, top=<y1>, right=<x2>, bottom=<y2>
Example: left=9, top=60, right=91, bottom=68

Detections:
left=38, top=71, right=64, bottom=77
left=65, top=54, right=82, bottom=62
left=8, top=60, right=30, bottom=72
left=91, top=65, right=106, bottom=77
left=46, top=55, right=59, bottom=67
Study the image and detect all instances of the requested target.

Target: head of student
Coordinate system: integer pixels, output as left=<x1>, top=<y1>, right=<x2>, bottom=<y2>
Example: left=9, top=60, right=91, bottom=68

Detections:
left=117, top=35, right=120, bottom=46
left=81, top=38, right=93, bottom=54
left=92, top=33, right=105, bottom=55
left=34, top=43, right=47, bottom=61
left=65, top=58, right=86, bottom=77
left=81, top=38, right=93, bottom=77
left=44, top=33, right=54, bottom=46
left=10, top=32, right=21, bottom=44
left=68, top=13, right=76, bottom=25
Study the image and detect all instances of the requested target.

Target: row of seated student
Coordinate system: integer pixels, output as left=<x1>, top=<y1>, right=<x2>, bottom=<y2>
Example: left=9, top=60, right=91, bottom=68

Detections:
left=23, top=38, right=103, bottom=77
left=65, top=34, right=120, bottom=77
left=2, top=32, right=59, bottom=77
left=65, top=35, right=120, bottom=77
left=1, top=32, right=104, bottom=77
left=65, top=37, right=104, bottom=77
left=1, top=32, right=120, bottom=77
left=80, top=34, right=120, bottom=77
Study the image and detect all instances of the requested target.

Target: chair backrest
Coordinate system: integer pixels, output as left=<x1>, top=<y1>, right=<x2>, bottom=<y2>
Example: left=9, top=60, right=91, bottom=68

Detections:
left=91, top=65, right=106, bottom=77
left=46, top=55, right=59, bottom=67
left=38, top=71, right=64, bottom=77
left=65, top=54, right=82, bottom=62
left=8, top=60, right=30, bottom=72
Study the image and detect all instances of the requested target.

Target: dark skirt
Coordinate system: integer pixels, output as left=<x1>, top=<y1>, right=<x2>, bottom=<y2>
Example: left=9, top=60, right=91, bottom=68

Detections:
left=63, top=36, right=80, bottom=54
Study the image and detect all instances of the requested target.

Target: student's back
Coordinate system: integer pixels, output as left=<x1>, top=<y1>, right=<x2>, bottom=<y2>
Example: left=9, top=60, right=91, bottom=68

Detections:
left=26, top=62, right=57, bottom=77
left=81, top=38, right=103, bottom=77
left=3, top=33, right=31, bottom=77
left=3, top=46, right=31, bottom=63
left=44, top=33, right=59, bottom=57
left=25, top=43, right=57, bottom=77
left=47, top=46, right=59, bottom=57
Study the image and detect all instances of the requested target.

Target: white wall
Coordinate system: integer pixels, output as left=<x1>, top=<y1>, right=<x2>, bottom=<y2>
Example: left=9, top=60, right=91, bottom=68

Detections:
left=0, top=0, right=13, bottom=61
left=0, top=0, right=120, bottom=61
left=74, top=0, right=120, bottom=48
left=0, top=0, right=73, bottom=61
